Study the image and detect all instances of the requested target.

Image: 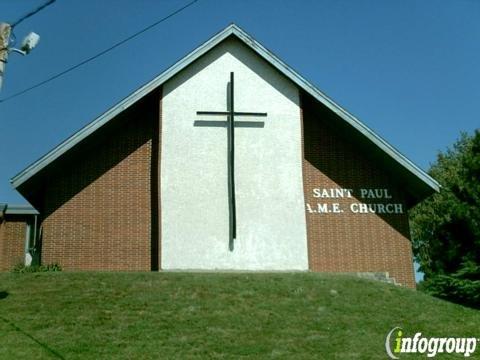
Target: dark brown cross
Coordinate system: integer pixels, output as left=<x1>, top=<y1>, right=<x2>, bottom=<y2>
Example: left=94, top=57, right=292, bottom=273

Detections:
left=195, top=72, right=267, bottom=251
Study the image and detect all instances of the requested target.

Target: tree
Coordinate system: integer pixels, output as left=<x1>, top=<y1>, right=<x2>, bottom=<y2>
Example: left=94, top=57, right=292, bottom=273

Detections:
left=410, top=130, right=480, bottom=308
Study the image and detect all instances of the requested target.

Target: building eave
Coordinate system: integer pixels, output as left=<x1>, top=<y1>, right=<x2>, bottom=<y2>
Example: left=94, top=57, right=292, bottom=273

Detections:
left=0, top=203, right=39, bottom=215
left=10, top=23, right=439, bottom=195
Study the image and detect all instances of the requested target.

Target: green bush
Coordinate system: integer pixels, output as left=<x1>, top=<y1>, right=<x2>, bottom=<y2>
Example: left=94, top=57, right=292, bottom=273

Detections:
left=420, top=262, right=480, bottom=309
left=12, top=263, right=62, bottom=274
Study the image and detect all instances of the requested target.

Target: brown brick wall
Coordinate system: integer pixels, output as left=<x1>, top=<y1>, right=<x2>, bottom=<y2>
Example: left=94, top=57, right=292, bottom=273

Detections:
left=39, top=92, right=161, bottom=271
left=0, top=216, right=27, bottom=271
left=301, top=94, right=416, bottom=288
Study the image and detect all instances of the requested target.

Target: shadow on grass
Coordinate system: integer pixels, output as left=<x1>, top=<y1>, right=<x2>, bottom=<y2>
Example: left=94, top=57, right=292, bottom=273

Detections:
left=0, top=291, right=8, bottom=299
left=0, top=316, right=65, bottom=360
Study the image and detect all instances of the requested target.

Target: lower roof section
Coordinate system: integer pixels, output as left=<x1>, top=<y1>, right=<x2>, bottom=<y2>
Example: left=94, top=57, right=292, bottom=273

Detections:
left=0, top=203, right=39, bottom=216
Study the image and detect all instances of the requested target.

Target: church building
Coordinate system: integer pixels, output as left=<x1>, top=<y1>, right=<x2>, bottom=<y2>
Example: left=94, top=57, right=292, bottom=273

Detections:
left=1, top=24, right=439, bottom=288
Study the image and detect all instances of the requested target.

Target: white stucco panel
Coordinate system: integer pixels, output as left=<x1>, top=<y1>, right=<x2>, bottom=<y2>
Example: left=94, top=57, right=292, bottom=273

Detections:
left=161, top=37, right=308, bottom=270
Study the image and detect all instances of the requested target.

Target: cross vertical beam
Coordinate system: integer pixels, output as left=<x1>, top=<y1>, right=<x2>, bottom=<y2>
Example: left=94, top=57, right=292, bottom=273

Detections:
left=228, top=72, right=236, bottom=249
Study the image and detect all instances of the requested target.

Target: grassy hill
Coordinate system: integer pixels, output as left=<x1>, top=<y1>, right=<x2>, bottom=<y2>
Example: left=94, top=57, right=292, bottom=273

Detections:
left=0, top=272, right=478, bottom=359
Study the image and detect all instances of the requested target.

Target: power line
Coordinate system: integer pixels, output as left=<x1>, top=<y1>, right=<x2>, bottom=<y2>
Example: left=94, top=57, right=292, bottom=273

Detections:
left=0, top=0, right=199, bottom=104
left=11, top=0, right=56, bottom=29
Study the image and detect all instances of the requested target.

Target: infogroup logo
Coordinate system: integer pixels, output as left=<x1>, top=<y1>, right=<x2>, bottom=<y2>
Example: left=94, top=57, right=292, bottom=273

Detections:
left=385, top=327, right=478, bottom=358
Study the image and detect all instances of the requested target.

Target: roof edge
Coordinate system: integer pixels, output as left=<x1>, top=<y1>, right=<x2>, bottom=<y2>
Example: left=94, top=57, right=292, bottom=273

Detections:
left=228, top=25, right=439, bottom=193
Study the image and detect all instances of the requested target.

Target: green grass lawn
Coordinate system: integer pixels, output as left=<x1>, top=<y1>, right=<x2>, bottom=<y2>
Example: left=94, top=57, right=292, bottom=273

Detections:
left=0, top=272, right=478, bottom=359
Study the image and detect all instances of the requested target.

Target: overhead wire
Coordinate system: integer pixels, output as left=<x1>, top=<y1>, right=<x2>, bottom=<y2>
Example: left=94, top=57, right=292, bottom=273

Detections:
left=0, top=0, right=199, bottom=104
left=11, top=0, right=56, bottom=29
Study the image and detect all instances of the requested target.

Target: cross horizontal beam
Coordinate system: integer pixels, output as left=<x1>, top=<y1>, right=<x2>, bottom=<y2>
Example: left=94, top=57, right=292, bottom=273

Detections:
left=196, top=111, right=267, bottom=117
left=194, top=120, right=265, bottom=128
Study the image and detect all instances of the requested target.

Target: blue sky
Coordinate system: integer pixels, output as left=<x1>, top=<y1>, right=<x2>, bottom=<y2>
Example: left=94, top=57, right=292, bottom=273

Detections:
left=1, top=0, right=479, bottom=207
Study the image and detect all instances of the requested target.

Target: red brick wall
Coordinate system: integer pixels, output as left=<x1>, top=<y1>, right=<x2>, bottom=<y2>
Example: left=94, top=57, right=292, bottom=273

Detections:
left=26, top=84, right=415, bottom=285
left=0, top=216, right=26, bottom=271
left=39, top=92, right=161, bottom=271
left=301, top=94, right=416, bottom=288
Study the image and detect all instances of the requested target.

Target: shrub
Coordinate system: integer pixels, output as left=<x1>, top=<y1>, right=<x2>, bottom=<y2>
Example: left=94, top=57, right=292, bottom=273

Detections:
left=420, top=262, right=480, bottom=309
left=12, top=263, right=62, bottom=274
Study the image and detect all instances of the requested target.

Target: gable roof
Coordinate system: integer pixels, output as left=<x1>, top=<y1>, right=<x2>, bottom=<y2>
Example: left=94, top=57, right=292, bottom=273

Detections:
left=10, top=24, right=439, bottom=196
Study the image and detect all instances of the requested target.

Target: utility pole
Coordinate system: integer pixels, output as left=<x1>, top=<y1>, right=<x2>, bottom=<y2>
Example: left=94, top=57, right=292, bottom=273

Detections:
left=0, top=23, right=40, bottom=93
left=0, top=23, right=12, bottom=91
